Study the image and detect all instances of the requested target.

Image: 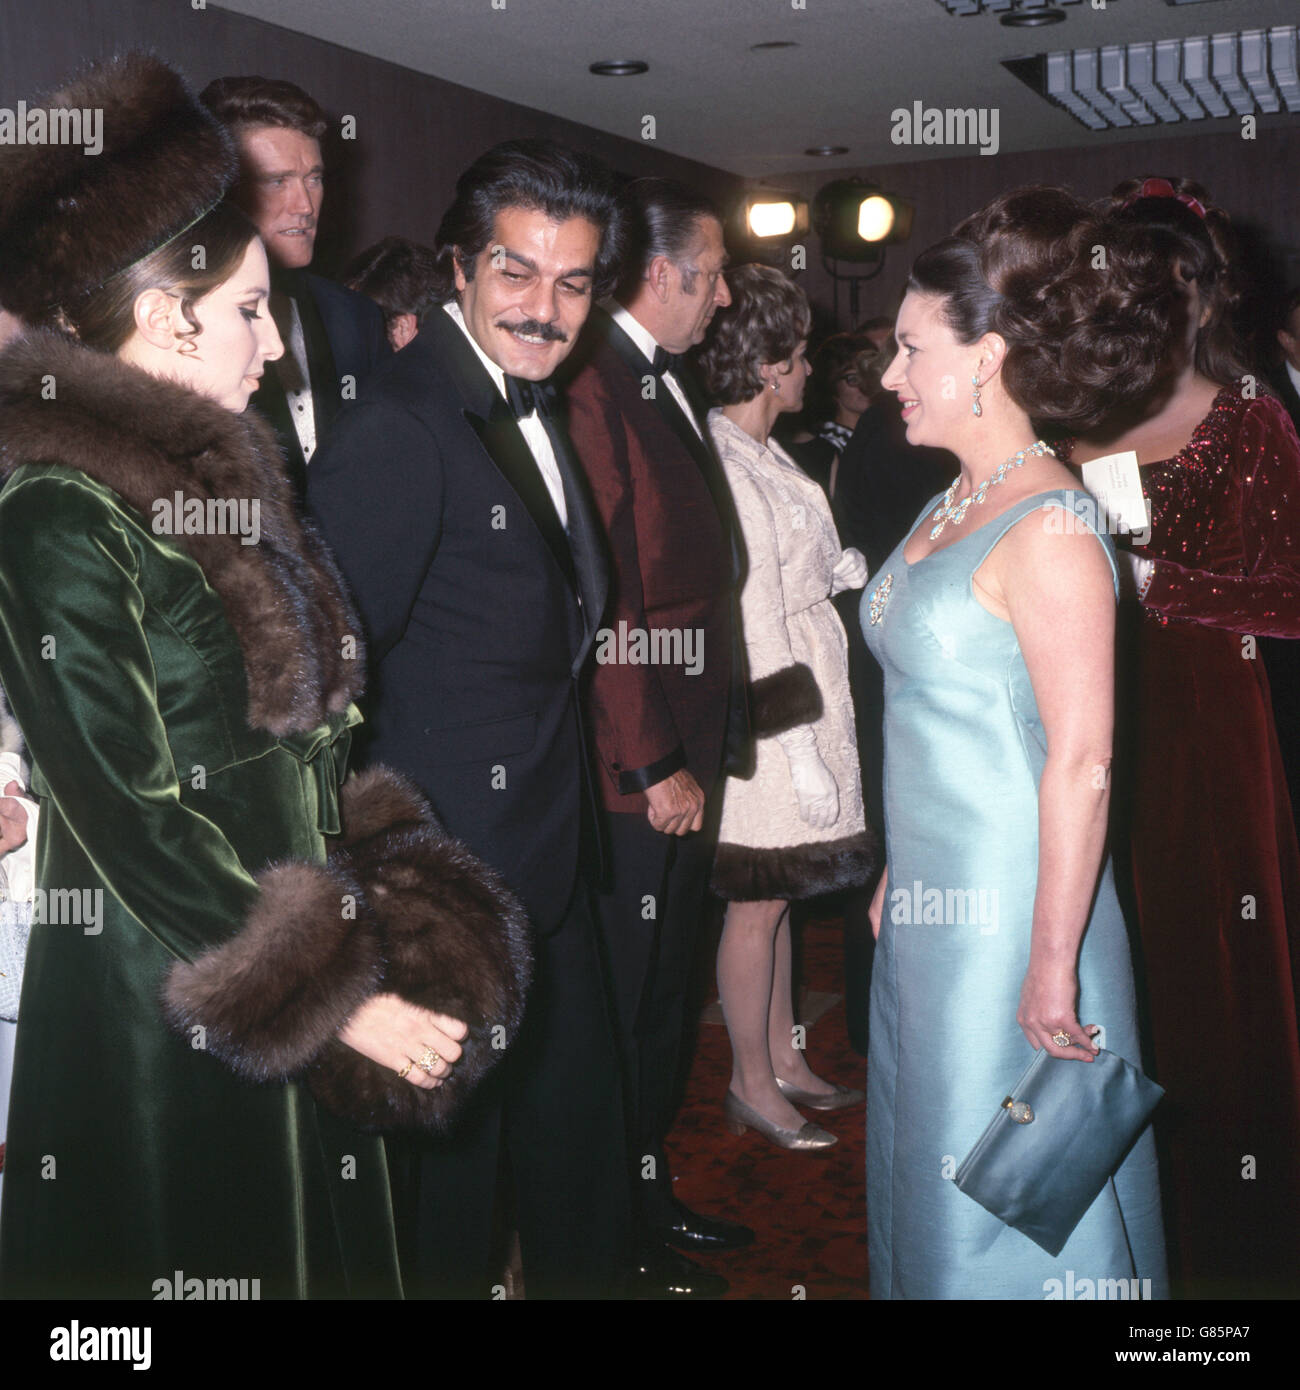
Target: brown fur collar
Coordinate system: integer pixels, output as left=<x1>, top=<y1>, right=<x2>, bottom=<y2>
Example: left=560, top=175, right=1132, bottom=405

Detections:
left=0, top=330, right=363, bottom=735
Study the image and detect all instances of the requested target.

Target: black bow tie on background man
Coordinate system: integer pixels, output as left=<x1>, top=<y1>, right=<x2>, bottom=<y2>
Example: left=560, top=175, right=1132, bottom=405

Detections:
left=504, top=373, right=560, bottom=420
left=651, top=346, right=685, bottom=377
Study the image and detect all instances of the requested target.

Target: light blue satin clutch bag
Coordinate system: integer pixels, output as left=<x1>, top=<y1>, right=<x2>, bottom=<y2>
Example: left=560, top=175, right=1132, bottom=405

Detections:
left=954, top=1048, right=1164, bottom=1256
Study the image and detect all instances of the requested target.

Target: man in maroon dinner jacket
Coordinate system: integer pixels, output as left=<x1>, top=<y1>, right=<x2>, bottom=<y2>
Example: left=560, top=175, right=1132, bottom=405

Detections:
left=562, top=178, right=754, bottom=1300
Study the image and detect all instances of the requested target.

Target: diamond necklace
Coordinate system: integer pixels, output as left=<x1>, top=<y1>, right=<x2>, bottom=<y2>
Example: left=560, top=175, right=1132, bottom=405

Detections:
left=929, top=439, right=1053, bottom=541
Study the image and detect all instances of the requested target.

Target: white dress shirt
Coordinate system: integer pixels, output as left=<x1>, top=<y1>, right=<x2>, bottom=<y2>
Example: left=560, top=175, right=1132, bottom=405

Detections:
left=270, top=292, right=317, bottom=465
left=1286, top=359, right=1300, bottom=403
left=607, top=302, right=703, bottom=439
left=443, top=301, right=568, bottom=529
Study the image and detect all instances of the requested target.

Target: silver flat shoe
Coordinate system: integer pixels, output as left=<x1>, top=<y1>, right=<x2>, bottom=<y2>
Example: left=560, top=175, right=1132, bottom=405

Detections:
left=775, top=1077, right=866, bottom=1111
left=723, top=1091, right=837, bottom=1151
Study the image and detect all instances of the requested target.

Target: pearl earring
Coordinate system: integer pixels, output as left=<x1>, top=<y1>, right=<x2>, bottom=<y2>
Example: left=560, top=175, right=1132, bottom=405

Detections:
left=769, top=378, right=780, bottom=392
left=971, top=373, right=982, bottom=418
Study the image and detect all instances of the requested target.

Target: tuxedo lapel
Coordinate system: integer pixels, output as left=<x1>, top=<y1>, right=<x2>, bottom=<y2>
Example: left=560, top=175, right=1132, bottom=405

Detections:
left=295, top=276, right=342, bottom=443
left=427, top=309, right=579, bottom=593
left=466, top=400, right=577, bottom=590
left=544, top=409, right=610, bottom=674
left=599, top=311, right=715, bottom=473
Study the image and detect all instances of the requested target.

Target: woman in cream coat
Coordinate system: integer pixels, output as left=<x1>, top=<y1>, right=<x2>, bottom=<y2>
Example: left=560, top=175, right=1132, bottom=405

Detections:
left=701, top=265, right=877, bottom=1150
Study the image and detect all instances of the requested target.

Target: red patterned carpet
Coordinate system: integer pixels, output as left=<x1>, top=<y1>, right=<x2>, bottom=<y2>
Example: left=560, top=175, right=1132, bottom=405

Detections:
left=664, top=906, right=870, bottom=1300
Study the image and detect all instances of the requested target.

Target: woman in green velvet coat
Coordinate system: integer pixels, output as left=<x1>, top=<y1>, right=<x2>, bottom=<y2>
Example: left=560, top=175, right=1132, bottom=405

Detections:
left=0, top=55, right=529, bottom=1299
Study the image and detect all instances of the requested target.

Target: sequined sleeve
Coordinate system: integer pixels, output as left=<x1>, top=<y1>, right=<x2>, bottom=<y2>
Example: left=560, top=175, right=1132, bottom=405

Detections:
left=1142, top=395, right=1300, bottom=638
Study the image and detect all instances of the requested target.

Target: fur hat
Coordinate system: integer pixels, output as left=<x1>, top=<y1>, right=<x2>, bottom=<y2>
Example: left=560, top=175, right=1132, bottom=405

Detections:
left=0, top=51, right=237, bottom=320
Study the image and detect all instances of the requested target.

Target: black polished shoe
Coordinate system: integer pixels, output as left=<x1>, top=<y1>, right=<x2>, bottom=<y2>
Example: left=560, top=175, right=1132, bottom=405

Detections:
left=657, top=1197, right=755, bottom=1252
left=630, top=1243, right=729, bottom=1300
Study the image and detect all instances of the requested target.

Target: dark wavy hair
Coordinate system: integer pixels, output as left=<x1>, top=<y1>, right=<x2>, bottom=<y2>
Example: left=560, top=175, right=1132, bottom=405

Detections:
left=699, top=264, right=811, bottom=406
left=344, top=236, right=441, bottom=327
left=433, top=139, right=628, bottom=302
left=904, top=186, right=1192, bottom=432
left=1097, top=176, right=1250, bottom=388
left=57, top=201, right=260, bottom=354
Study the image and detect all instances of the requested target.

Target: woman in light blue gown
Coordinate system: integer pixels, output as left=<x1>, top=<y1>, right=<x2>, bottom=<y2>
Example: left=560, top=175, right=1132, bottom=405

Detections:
left=860, top=189, right=1167, bottom=1300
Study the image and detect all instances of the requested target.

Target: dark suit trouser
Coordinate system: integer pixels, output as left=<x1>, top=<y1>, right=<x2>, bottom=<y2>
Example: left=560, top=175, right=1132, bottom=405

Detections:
left=385, top=884, right=631, bottom=1298
left=593, top=810, right=716, bottom=1234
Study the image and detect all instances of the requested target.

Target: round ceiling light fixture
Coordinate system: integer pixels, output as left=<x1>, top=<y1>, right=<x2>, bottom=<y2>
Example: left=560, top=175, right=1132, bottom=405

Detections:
left=589, top=60, right=649, bottom=76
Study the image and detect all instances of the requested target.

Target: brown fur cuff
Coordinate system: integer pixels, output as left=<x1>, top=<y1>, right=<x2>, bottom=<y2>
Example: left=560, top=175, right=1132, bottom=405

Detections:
left=711, top=831, right=878, bottom=902
left=161, top=859, right=382, bottom=1082
left=749, top=663, right=823, bottom=738
left=306, top=766, right=534, bottom=1135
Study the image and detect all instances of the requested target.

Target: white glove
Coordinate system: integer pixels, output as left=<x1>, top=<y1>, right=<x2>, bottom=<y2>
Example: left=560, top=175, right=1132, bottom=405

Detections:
left=831, top=547, right=870, bottom=595
left=778, top=726, right=840, bottom=829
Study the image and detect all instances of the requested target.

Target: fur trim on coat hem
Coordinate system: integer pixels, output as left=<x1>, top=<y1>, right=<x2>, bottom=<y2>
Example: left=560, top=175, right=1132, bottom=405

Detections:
left=748, top=663, right=823, bottom=738
left=710, top=831, right=878, bottom=902
left=307, top=765, right=534, bottom=1135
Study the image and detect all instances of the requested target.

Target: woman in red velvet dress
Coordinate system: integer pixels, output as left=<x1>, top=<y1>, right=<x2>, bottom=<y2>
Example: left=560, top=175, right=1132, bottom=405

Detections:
left=1066, top=177, right=1300, bottom=1299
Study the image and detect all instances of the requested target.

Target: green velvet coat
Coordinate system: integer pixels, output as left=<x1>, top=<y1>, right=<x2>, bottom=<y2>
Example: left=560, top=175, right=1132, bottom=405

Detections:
left=0, top=333, right=404, bottom=1298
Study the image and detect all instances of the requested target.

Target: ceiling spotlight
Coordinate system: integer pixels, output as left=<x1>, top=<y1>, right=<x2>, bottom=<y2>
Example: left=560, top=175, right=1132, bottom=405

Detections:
left=1002, top=3, right=1067, bottom=27
left=589, top=60, right=649, bottom=76
left=805, top=145, right=849, bottom=157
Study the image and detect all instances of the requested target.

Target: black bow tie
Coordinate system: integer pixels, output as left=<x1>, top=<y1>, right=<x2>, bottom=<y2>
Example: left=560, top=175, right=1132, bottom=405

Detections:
left=651, top=346, right=686, bottom=377
left=503, top=374, right=559, bottom=420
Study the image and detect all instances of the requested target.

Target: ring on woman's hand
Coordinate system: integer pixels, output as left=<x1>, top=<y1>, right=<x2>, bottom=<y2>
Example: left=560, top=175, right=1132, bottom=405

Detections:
left=396, top=1058, right=416, bottom=1079
left=416, top=1045, right=442, bottom=1076
left=1051, top=1029, right=1071, bottom=1048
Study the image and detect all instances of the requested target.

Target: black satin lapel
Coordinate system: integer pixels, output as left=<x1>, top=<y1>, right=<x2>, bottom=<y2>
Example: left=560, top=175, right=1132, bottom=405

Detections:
left=248, top=368, right=306, bottom=497
left=464, top=401, right=577, bottom=590
left=544, top=412, right=610, bottom=672
left=296, top=282, right=342, bottom=439
left=602, top=315, right=715, bottom=471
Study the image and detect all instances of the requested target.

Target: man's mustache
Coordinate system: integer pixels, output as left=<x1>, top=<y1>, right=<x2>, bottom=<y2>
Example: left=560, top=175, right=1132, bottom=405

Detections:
left=497, top=318, right=567, bottom=343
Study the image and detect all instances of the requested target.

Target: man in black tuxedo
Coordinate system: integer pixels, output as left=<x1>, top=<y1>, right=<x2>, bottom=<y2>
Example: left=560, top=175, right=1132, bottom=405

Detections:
left=201, top=76, right=389, bottom=497
left=562, top=181, right=753, bottom=1298
left=307, top=140, right=630, bottom=1299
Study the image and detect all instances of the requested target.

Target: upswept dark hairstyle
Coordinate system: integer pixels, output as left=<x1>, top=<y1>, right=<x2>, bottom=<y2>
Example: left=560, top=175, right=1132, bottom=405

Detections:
left=343, top=236, right=442, bottom=327
left=199, top=76, right=328, bottom=141
left=1099, top=176, right=1250, bottom=387
left=622, top=177, right=721, bottom=290
left=58, top=201, right=261, bottom=354
left=433, top=139, right=628, bottom=302
left=699, top=264, right=811, bottom=406
left=908, top=185, right=1184, bottom=432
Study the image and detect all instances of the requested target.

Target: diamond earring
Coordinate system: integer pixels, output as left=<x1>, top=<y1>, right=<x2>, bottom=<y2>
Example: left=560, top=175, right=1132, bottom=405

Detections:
left=971, top=373, right=982, bottom=418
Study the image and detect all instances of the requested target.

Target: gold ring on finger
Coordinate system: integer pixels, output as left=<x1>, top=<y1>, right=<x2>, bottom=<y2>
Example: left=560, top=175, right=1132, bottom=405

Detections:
left=416, top=1045, right=442, bottom=1076
left=396, top=1058, right=416, bottom=1079
left=1051, top=1029, right=1071, bottom=1048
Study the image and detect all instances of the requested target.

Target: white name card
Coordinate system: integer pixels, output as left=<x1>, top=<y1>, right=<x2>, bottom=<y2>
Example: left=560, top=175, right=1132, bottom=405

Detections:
left=1081, top=450, right=1151, bottom=542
